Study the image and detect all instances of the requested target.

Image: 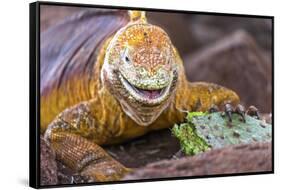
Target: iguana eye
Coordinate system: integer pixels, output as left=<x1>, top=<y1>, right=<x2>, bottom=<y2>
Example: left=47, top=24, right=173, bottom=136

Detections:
left=122, top=48, right=131, bottom=64
left=123, top=55, right=131, bottom=64
left=125, top=56, right=130, bottom=63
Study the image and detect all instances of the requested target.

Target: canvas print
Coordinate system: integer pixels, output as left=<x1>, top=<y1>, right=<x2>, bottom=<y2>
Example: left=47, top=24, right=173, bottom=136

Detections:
left=30, top=2, right=273, bottom=188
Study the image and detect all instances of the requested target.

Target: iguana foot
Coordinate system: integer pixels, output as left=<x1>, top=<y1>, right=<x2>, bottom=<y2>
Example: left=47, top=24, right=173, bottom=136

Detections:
left=209, top=103, right=249, bottom=122
left=80, top=159, right=132, bottom=182
left=221, top=104, right=261, bottom=122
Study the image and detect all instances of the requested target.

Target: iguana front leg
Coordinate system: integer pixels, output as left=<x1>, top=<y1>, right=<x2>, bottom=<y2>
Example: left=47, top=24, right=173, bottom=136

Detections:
left=188, top=82, right=240, bottom=111
left=44, top=101, right=131, bottom=182
left=187, top=82, right=263, bottom=122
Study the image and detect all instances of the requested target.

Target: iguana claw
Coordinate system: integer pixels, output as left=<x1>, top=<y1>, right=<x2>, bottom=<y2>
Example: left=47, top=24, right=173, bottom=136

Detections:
left=224, top=103, right=234, bottom=122
left=223, top=104, right=260, bottom=123
left=235, top=104, right=246, bottom=123
left=246, top=105, right=261, bottom=119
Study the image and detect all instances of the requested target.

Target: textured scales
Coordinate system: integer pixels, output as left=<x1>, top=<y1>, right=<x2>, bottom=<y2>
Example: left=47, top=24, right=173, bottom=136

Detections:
left=41, top=10, right=239, bottom=182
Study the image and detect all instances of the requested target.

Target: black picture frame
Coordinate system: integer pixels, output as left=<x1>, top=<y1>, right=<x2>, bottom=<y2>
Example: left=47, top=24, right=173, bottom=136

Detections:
left=30, top=1, right=274, bottom=188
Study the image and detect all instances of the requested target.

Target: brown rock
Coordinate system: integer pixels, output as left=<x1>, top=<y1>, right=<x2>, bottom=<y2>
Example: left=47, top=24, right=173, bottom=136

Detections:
left=185, top=30, right=272, bottom=112
left=124, top=142, right=272, bottom=180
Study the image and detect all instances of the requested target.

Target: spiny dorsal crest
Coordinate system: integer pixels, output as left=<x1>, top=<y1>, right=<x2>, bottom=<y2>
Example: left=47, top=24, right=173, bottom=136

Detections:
left=128, top=10, right=147, bottom=23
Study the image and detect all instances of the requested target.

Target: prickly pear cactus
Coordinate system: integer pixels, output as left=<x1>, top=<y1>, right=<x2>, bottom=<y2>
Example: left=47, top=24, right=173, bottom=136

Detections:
left=172, top=112, right=272, bottom=155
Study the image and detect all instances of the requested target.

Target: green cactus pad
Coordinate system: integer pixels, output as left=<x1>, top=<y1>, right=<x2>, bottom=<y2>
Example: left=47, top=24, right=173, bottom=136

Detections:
left=172, top=112, right=272, bottom=155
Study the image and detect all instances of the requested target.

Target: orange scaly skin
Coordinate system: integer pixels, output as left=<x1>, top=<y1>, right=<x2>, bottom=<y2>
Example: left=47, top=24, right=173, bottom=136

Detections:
left=42, top=11, right=239, bottom=182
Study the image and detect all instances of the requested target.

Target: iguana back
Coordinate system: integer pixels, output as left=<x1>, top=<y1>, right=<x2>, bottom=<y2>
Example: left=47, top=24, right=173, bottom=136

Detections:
left=40, top=9, right=129, bottom=131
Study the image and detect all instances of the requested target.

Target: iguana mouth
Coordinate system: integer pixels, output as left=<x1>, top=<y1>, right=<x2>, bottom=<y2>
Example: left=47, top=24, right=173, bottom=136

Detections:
left=119, top=74, right=170, bottom=104
left=130, top=83, right=166, bottom=99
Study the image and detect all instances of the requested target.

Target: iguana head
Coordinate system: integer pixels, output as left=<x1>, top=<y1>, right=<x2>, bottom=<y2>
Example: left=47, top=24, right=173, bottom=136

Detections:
left=102, top=11, right=178, bottom=126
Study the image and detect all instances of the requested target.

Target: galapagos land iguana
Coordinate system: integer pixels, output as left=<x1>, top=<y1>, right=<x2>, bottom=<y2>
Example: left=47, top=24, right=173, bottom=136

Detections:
left=41, top=10, right=241, bottom=182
